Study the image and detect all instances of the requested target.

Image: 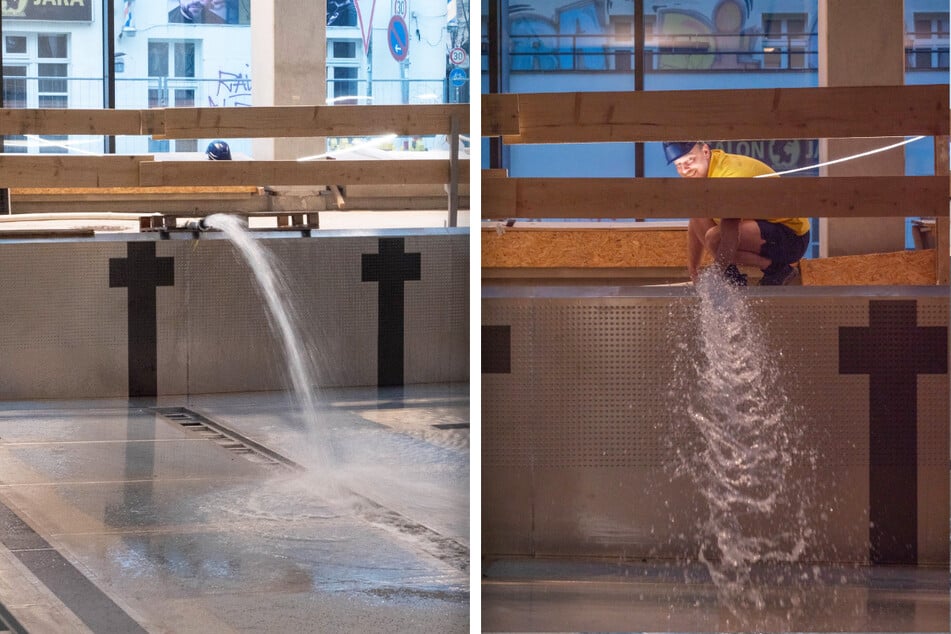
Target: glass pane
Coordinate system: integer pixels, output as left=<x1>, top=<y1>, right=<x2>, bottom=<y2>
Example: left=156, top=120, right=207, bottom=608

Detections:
left=333, top=66, right=358, bottom=98
left=174, top=42, right=196, bottom=78
left=174, top=89, right=195, bottom=107
left=39, top=96, right=68, bottom=108
left=148, top=42, right=170, bottom=77
left=38, top=64, right=68, bottom=93
left=5, top=36, right=26, bottom=55
left=3, top=67, right=27, bottom=108
left=38, top=34, right=68, bottom=59
left=333, top=41, right=357, bottom=58
left=328, top=0, right=357, bottom=27
left=148, top=87, right=167, bottom=108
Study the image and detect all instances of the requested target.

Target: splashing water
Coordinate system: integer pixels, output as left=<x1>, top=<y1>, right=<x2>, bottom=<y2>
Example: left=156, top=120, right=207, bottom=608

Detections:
left=669, top=267, right=815, bottom=620
left=202, top=214, right=337, bottom=482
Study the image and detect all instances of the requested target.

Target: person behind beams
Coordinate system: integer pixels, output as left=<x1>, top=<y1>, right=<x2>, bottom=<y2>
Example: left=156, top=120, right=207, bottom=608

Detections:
left=663, top=141, right=810, bottom=287
left=206, top=140, right=232, bottom=160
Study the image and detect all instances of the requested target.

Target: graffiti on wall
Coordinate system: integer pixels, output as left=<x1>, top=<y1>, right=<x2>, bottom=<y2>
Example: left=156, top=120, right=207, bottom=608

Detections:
left=208, top=64, right=251, bottom=107
left=507, top=0, right=816, bottom=72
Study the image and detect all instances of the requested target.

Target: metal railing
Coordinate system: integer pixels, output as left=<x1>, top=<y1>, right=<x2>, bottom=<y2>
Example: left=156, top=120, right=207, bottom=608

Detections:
left=486, top=31, right=950, bottom=73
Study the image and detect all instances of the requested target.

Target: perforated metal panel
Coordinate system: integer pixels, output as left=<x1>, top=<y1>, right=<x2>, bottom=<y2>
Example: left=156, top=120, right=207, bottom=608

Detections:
left=0, top=242, right=129, bottom=398
left=0, top=230, right=467, bottom=400
left=482, top=288, right=949, bottom=563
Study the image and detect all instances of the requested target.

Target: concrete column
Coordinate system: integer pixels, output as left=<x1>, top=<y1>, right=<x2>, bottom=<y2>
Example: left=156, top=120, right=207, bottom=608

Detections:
left=818, top=0, right=906, bottom=257
left=251, top=0, right=327, bottom=161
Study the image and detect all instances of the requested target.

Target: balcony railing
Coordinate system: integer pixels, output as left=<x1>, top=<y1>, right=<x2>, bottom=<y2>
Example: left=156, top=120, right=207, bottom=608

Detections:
left=482, top=31, right=950, bottom=73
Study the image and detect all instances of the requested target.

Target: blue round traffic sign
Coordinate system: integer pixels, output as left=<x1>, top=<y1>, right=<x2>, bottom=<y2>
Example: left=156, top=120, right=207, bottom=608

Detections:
left=449, top=67, right=467, bottom=87
left=388, top=16, right=409, bottom=62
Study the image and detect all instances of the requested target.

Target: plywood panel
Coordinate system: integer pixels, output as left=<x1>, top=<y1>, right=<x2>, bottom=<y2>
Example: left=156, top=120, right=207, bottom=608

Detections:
left=484, top=85, right=948, bottom=143
left=800, top=249, right=936, bottom=285
left=482, top=228, right=689, bottom=268
left=482, top=176, right=947, bottom=219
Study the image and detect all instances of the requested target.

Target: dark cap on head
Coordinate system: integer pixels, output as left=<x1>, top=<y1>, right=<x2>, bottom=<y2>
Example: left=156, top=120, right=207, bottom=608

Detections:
left=662, top=141, right=699, bottom=164
left=206, top=140, right=232, bottom=160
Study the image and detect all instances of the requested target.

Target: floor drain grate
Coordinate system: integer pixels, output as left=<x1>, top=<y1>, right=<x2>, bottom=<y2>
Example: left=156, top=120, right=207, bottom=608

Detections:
left=153, top=408, right=468, bottom=574
left=153, top=407, right=303, bottom=472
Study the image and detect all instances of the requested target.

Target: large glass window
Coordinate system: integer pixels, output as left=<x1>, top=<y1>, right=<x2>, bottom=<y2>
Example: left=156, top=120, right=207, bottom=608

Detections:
left=909, top=12, right=949, bottom=69
left=762, top=13, right=808, bottom=69
left=326, top=0, right=470, bottom=152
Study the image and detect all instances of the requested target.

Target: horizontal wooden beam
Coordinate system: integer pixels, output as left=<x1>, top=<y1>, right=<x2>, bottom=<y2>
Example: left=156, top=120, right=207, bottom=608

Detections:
left=482, top=94, right=520, bottom=137
left=0, top=156, right=147, bottom=187
left=483, top=85, right=948, bottom=143
left=0, top=104, right=469, bottom=139
left=482, top=175, right=948, bottom=219
left=139, top=159, right=470, bottom=187
left=0, top=109, right=148, bottom=136
left=157, top=104, right=470, bottom=139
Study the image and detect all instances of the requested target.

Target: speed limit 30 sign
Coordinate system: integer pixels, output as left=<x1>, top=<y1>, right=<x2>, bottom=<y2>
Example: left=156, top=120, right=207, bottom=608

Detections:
left=449, top=47, right=467, bottom=66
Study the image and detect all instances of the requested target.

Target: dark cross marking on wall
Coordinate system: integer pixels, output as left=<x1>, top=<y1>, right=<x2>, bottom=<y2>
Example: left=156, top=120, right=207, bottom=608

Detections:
left=361, top=238, right=421, bottom=387
left=482, top=325, right=512, bottom=374
left=110, top=242, right=175, bottom=398
left=839, top=300, right=947, bottom=565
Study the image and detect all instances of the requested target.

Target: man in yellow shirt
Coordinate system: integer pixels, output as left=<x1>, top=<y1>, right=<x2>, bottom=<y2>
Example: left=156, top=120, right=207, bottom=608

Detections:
left=663, top=141, right=811, bottom=286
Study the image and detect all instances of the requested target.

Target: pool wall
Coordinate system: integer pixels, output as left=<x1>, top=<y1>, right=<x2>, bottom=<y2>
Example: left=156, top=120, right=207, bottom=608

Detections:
left=482, top=286, right=948, bottom=566
left=0, top=229, right=468, bottom=398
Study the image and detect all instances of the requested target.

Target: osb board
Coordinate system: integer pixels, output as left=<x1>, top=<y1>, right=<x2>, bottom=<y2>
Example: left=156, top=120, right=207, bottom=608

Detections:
left=484, top=227, right=938, bottom=286
left=482, top=228, right=690, bottom=268
left=800, top=249, right=936, bottom=285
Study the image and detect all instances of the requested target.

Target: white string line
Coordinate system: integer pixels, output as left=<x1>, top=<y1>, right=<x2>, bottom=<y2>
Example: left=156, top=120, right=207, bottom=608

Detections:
left=753, top=135, right=926, bottom=178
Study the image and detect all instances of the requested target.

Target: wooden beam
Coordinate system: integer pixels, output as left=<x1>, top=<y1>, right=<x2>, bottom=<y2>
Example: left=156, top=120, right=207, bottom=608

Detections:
left=482, top=176, right=948, bottom=219
left=448, top=114, right=461, bottom=227
left=0, top=156, right=147, bottom=188
left=936, top=135, right=950, bottom=285
left=139, top=159, right=470, bottom=187
left=158, top=104, right=470, bottom=139
left=483, top=85, right=949, bottom=143
left=482, top=93, right=520, bottom=137
left=0, top=108, right=147, bottom=136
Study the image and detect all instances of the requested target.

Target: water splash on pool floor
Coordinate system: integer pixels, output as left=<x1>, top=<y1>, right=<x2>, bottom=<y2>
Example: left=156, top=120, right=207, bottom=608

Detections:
left=669, top=268, right=818, bottom=622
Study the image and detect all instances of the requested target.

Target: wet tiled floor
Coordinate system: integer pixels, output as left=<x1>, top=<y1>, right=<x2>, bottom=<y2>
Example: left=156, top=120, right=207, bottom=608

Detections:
left=482, top=557, right=949, bottom=633
left=0, top=384, right=469, bottom=633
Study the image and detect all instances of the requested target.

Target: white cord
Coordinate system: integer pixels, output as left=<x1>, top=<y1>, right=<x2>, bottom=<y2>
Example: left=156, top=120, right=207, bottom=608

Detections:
left=754, top=136, right=927, bottom=178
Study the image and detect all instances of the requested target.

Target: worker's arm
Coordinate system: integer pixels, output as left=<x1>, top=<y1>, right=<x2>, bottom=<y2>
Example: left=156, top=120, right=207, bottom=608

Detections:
left=715, top=218, right=741, bottom=267
left=687, top=220, right=704, bottom=280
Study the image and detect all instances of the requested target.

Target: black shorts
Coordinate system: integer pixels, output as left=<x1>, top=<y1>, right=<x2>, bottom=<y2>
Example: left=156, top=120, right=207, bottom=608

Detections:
left=756, top=220, right=810, bottom=265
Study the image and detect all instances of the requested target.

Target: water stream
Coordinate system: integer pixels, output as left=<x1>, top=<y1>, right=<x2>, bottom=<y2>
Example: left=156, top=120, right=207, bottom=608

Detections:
left=202, top=214, right=337, bottom=479
left=669, top=268, right=817, bottom=621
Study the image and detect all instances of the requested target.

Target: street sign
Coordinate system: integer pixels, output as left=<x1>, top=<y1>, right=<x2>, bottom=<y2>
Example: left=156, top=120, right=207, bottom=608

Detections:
left=449, top=67, right=468, bottom=87
left=353, top=0, right=377, bottom=54
left=449, top=47, right=467, bottom=66
left=388, top=15, right=409, bottom=62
